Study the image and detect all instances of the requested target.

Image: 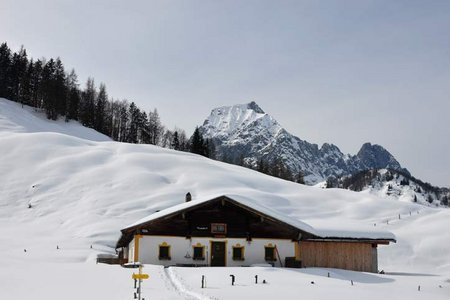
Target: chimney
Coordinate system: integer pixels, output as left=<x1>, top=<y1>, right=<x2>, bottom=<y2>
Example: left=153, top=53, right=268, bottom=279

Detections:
left=185, top=192, right=192, bottom=202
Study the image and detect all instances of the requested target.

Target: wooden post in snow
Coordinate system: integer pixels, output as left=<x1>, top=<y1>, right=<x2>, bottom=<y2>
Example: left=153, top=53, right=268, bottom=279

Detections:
left=274, top=245, right=283, bottom=267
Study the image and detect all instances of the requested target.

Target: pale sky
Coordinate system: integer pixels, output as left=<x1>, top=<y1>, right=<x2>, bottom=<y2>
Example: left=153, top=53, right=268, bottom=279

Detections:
left=2, top=0, right=449, bottom=187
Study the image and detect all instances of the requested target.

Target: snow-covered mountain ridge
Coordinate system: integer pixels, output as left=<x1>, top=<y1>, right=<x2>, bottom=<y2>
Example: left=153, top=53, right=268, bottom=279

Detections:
left=325, top=168, right=449, bottom=207
left=199, top=101, right=408, bottom=184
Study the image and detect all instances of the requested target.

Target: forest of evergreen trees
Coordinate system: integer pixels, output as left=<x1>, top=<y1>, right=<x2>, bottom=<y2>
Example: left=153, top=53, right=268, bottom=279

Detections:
left=0, top=42, right=195, bottom=150
left=0, top=42, right=304, bottom=184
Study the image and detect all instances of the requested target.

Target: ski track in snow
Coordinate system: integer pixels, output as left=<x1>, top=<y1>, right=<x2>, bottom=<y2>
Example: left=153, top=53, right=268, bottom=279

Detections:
left=164, top=267, right=217, bottom=300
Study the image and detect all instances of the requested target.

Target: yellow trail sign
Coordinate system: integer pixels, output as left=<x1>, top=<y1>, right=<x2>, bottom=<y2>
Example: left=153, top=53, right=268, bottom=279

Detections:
left=132, top=273, right=149, bottom=280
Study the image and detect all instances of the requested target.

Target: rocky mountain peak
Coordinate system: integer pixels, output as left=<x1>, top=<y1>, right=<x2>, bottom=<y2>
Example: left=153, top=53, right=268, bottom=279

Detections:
left=199, top=102, right=408, bottom=184
left=247, top=101, right=265, bottom=114
left=356, top=143, right=409, bottom=175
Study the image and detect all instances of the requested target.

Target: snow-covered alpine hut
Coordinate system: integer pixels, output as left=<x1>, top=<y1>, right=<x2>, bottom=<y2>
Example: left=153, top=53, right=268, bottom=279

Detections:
left=116, top=194, right=395, bottom=272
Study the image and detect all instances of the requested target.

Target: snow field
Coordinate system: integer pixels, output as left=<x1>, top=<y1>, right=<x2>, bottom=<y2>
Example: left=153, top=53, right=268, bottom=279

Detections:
left=0, top=98, right=449, bottom=299
left=166, top=266, right=449, bottom=300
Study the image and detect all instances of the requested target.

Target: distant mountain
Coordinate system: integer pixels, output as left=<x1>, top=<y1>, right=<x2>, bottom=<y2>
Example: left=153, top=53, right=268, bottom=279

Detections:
left=199, top=101, right=409, bottom=184
left=324, top=169, right=449, bottom=207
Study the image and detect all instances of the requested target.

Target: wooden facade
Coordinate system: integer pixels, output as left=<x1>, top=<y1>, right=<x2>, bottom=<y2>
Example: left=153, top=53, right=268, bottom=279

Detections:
left=117, top=196, right=315, bottom=248
left=298, top=241, right=378, bottom=273
left=117, top=195, right=395, bottom=272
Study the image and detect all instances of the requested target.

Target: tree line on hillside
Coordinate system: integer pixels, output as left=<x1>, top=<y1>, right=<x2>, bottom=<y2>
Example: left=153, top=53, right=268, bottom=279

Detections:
left=0, top=42, right=305, bottom=184
left=219, top=153, right=305, bottom=184
left=0, top=42, right=201, bottom=150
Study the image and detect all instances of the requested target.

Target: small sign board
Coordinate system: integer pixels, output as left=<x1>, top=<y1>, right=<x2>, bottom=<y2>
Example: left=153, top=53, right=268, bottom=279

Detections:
left=132, top=273, right=149, bottom=280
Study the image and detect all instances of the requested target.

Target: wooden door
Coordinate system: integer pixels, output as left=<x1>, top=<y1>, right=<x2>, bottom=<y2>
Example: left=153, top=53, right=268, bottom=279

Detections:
left=210, top=242, right=226, bottom=266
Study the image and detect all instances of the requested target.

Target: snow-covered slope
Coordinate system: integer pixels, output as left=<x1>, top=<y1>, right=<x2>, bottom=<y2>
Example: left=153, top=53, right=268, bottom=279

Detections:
left=199, top=101, right=408, bottom=184
left=324, top=168, right=449, bottom=207
left=0, top=98, right=111, bottom=141
left=0, top=98, right=449, bottom=299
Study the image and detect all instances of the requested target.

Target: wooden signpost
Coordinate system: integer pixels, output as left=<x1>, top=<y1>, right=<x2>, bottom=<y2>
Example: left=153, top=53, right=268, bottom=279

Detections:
left=123, top=262, right=149, bottom=300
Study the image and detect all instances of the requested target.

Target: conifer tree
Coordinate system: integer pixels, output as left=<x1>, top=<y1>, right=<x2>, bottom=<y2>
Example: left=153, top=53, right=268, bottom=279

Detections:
left=66, top=69, right=80, bottom=121
left=172, top=131, right=180, bottom=150
left=30, top=59, right=43, bottom=108
left=8, top=46, right=28, bottom=102
left=117, top=100, right=128, bottom=142
left=80, top=78, right=96, bottom=127
left=94, top=83, right=107, bottom=133
left=0, top=42, right=11, bottom=97
left=139, top=111, right=149, bottom=144
left=190, top=126, right=204, bottom=155
left=19, top=58, right=34, bottom=106
left=127, top=102, right=140, bottom=143
left=41, top=58, right=56, bottom=119
left=53, top=58, right=67, bottom=118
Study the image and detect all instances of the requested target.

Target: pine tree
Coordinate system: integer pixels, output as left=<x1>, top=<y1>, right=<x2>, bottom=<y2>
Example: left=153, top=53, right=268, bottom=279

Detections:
left=65, top=69, right=80, bottom=121
left=127, top=102, right=140, bottom=143
left=190, top=126, right=206, bottom=156
left=53, top=58, right=66, bottom=118
left=138, top=111, right=149, bottom=144
left=117, top=100, right=128, bottom=142
left=94, top=83, right=107, bottom=133
left=19, top=58, right=34, bottom=106
left=172, top=131, right=180, bottom=150
left=8, top=46, right=28, bottom=102
left=30, top=59, right=43, bottom=108
left=41, top=58, right=56, bottom=119
left=0, top=42, right=11, bottom=97
left=326, top=176, right=337, bottom=188
left=80, top=78, right=96, bottom=127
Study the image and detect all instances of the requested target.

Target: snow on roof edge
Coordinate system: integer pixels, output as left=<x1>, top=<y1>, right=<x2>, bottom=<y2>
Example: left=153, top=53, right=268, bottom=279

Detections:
left=122, top=194, right=395, bottom=241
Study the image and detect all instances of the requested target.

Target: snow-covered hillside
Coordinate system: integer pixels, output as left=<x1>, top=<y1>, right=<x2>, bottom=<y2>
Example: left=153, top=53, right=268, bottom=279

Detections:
left=199, top=101, right=408, bottom=184
left=323, top=168, right=449, bottom=207
left=0, top=98, right=449, bottom=299
left=0, top=98, right=111, bottom=141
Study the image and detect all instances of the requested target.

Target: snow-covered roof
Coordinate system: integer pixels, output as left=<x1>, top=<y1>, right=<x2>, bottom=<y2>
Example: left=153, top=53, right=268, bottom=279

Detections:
left=313, top=228, right=396, bottom=241
left=122, top=194, right=396, bottom=242
left=124, top=194, right=315, bottom=234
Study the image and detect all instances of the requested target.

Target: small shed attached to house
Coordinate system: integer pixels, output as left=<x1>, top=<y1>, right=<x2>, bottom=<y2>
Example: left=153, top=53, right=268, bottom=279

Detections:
left=116, top=194, right=395, bottom=272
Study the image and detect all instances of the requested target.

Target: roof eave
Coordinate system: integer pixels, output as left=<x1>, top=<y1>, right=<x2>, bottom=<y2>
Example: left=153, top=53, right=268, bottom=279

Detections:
left=305, top=237, right=396, bottom=244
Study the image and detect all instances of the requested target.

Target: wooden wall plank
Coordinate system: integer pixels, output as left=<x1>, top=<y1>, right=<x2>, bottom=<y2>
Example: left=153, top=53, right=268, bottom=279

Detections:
left=299, top=241, right=375, bottom=272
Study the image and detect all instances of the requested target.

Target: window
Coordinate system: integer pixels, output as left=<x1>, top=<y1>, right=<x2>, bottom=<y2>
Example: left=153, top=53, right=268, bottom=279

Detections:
left=159, top=242, right=171, bottom=260
left=232, top=244, right=245, bottom=261
left=211, top=223, right=227, bottom=235
left=193, top=243, right=205, bottom=260
left=265, top=244, right=276, bottom=261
